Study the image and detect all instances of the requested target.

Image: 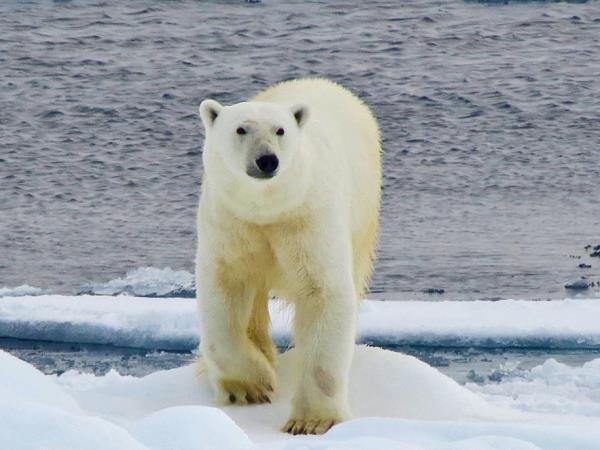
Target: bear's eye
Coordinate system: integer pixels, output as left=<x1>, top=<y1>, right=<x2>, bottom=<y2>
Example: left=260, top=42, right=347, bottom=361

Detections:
left=276, top=128, right=285, bottom=136
left=236, top=127, right=246, bottom=135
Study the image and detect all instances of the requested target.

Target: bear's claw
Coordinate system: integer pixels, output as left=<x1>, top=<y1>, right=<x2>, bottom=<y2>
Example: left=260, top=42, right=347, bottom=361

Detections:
left=282, top=418, right=336, bottom=435
left=219, top=378, right=273, bottom=405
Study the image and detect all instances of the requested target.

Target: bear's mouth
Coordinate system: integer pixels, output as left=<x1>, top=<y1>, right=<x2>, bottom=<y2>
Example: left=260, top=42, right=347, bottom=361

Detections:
left=246, top=166, right=278, bottom=179
left=246, top=153, right=279, bottom=179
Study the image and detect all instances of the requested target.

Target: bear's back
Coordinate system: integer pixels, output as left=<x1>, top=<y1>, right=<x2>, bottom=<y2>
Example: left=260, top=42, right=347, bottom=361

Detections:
left=254, top=78, right=379, bottom=143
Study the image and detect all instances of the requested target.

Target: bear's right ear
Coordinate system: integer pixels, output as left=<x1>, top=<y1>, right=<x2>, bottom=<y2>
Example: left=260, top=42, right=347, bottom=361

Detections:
left=290, top=104, right=309, bottom=128
left=199, top=99, right=223, bottom=128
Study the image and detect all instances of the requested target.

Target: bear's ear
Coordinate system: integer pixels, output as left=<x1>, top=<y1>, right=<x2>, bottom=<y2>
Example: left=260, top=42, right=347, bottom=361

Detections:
left=290, top=104, right=309, bottom=128
left=199, top=99, right=223, bottom=128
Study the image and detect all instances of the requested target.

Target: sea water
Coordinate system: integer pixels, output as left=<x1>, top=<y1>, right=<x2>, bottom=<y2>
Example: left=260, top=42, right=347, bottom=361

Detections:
left=1, top=0, right=599, bottom=301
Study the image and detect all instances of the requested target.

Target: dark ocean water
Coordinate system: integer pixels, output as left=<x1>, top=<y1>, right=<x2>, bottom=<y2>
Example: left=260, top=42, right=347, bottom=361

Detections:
left=3, top=336, right=599, bottom=385
left=1, top=0, right=600, bottom=301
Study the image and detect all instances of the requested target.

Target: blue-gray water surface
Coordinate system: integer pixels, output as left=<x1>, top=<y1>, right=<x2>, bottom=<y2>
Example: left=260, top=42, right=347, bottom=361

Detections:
left=1, top=0, right=600, bottom=301
left=3, top=337, right=599, bottom=386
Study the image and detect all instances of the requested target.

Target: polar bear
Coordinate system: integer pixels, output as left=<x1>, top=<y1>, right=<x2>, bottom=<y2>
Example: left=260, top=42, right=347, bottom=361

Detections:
left=196, top=78, right=381, bottom=435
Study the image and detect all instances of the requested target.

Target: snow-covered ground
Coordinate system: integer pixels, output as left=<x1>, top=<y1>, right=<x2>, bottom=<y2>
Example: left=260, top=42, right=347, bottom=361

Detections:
left=1, top=295, right=600, bottom=448
left=1, top=295, right=600, bottom=350
left=2, top=345, right=600, bottom=450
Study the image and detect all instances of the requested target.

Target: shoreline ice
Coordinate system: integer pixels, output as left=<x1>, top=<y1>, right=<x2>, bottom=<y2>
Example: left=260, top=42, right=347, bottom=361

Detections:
left=1, top=295, right=600, bottom=351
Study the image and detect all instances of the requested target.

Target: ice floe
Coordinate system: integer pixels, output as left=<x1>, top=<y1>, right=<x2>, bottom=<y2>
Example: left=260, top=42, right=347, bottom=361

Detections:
left=1, top=295, right=600, bottom=350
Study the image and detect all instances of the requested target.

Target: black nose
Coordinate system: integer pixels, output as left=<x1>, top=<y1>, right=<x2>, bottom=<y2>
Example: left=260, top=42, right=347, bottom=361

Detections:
left=255, top=154, right=279, bottom=175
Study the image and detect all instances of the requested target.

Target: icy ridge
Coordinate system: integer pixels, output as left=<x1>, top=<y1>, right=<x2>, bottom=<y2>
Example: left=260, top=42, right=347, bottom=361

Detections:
left=2, top=295, right=600, bottom=351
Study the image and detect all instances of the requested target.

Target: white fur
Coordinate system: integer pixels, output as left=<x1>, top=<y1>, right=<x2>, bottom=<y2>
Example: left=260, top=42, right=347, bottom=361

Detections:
left=196, top=78, right=381, bottom=434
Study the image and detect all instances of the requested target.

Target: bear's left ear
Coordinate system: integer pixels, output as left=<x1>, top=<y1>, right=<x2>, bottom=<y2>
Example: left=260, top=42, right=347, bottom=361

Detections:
left=290, top=104, right=309, bottom=128
left=199, top=99, right=223, bottom=129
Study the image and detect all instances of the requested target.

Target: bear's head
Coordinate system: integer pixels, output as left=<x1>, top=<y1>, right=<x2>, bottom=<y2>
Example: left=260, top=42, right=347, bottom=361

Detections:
left=198, top=99, right=311, bottom=222
left=199, top=100, right=309, bottom=181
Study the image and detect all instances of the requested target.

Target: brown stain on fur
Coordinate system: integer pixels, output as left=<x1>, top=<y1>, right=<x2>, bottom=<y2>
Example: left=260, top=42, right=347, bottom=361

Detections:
left=314, top=366, right=335, bottom=397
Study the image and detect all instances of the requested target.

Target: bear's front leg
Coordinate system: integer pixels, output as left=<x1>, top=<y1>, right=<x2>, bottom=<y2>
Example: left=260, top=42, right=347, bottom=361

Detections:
left=283, top=281, right=356, bottom=435
left=197, top=267, right=276, bottom=405
left=277, top=227, right=357, bottom=435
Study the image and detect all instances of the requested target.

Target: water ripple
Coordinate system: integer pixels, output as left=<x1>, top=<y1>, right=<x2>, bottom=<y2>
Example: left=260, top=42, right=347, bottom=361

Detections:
left=1, top=0, right=599, bottom=300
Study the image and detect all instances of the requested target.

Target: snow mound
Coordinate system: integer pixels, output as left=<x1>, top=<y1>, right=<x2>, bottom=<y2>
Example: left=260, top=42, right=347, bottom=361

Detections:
left=324, top=418, right=600, bottom=450
left=131, top=406, right=252, bottom=450
left=0, top=350, right=79, bottom=413
left=2, top=347, right=600, bottom=450
left=346, top=346, right=491, bottom=420
left=0, top=350, right=145, bottom=450
left=54, top=346, right=499, bottom=435
left=2, top=295, right=600, bottom=350
left=0, top=404, right=147, bottom=450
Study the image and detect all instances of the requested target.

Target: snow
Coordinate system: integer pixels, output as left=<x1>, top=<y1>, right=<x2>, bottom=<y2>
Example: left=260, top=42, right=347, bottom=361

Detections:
left=0, top=403, right=148, bottom=450
left=0, top=294, right=197, bottom=350
left=2, top=292, right=600, bottom=448
left=2, top=346, right=600, bottom=450
left=321, top=418, right=600, bottom=450
left=2, top=295, right=600, bottom=350
left=131, top=406, right=253, bottom=450
left=468, top=358, right=600, bottom=417
left=0, top=351, right=79, bottom=413
left=0, top=351, right=146, bottom=450
left=52, top=346, right=500, bottom=433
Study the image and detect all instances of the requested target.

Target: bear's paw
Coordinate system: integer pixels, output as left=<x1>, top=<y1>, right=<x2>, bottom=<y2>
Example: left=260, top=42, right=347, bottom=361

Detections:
left=218, top=377, right=274, bottom=405
left=281, top=417, right=339, bottom=435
